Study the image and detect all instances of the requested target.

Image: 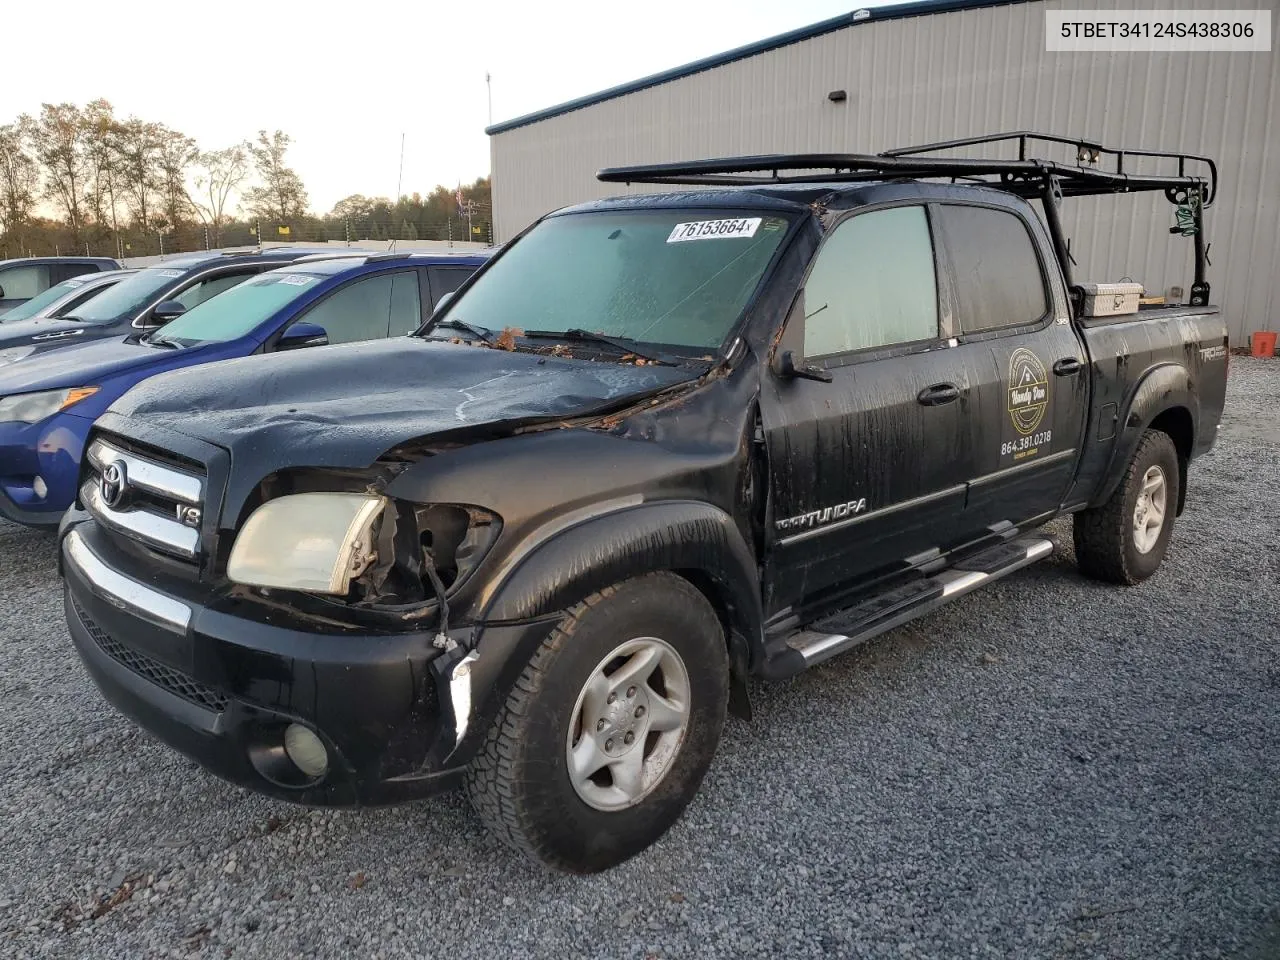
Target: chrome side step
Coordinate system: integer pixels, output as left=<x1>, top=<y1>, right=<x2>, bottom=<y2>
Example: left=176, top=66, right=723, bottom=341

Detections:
left=760, top=536, right=1054, bottom=679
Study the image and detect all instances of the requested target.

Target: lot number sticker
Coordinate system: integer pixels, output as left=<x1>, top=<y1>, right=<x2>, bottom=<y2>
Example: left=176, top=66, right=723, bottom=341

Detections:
left=667, top=218, right=762, bottom=243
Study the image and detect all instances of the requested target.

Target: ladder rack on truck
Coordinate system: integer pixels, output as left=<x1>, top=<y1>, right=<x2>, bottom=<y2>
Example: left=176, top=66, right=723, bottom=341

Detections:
left=598, top=131, right=1216, bottom=308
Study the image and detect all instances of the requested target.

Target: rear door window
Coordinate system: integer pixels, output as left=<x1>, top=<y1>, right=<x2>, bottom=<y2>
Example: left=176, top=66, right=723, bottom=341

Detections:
left=56, top=263, right=99, bottom=283
left=802, top=205, right=940, bottom=358
left=937, top=205, right=1049, bottom=334
left=427, top=266, right=475, bottom=307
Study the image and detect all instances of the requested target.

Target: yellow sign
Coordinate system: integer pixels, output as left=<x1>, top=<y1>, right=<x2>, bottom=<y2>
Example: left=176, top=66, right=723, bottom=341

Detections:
left=277, top=225, right=291, bottom=236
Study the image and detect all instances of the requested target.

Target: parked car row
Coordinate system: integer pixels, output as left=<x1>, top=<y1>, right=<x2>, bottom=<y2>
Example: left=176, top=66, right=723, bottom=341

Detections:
left=0, top=249, right=486, bottom=526
left=1, top=133, right=1228, bottom=875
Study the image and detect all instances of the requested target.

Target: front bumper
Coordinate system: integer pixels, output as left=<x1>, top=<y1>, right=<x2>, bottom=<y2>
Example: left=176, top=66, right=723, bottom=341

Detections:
left=0, top=412, right=91, bottom=527
left=61, top=519, right=547, bottom=806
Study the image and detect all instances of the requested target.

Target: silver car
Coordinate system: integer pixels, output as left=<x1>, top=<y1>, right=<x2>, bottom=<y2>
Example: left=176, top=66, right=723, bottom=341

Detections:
left=0, top=269, right=137, bottom=324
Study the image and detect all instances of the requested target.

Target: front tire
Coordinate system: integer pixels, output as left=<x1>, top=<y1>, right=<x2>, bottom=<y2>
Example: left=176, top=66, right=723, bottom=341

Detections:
left=1073, top=429, right=1181, bottom=584
left=466, top=572, right=729, bottom=873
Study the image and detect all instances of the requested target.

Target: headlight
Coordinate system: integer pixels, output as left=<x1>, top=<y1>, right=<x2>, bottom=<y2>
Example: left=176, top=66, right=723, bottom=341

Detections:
left=0, top=346, right=36, bottom=367
left=228, top=493, right=386, bottom=594
left=0, top=386, right=98, bottom=424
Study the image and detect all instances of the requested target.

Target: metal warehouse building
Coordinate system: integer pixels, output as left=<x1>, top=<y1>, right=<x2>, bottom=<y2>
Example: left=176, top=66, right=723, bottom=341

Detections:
left=488, top=0, right=1277, bottom=342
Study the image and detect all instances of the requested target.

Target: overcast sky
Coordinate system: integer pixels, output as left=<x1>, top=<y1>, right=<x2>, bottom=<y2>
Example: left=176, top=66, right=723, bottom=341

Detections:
left=3, top=0, right=913, bottom=214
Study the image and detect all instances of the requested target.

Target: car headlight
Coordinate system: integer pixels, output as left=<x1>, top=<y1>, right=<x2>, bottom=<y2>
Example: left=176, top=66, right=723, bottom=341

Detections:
left=0, top=386, right=99, bottom=424
left=228, top=493, right=387, bottom=595
left=0, top=346, right=36, bottom=367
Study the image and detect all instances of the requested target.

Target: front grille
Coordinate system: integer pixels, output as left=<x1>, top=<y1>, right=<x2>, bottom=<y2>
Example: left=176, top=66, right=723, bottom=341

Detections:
left=73, top=597, right=229, bottom=713
left=83, top=434, right=208, bottom=563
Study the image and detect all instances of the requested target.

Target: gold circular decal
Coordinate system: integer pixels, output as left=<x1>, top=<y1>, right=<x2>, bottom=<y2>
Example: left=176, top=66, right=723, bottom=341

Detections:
left=1007, top=348, right=1049, bottom=435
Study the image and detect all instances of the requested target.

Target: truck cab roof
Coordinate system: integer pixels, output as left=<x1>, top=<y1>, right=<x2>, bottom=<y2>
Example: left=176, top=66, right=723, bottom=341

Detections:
left=556, top=179, right=1026, bottom=219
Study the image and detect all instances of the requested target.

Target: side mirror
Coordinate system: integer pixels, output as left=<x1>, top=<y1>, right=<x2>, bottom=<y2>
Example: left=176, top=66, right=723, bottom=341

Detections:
left=775, top=349, right=832, bottom=383
left=278, top=321, right=328, bottom=351
left=152, top=299, right=187, bottom=323
left=433, top=291, right=455, bottom=314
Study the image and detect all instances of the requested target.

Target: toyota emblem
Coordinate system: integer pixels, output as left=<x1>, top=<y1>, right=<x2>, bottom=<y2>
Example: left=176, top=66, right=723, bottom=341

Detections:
left=100, top=461, right=128, bottom=509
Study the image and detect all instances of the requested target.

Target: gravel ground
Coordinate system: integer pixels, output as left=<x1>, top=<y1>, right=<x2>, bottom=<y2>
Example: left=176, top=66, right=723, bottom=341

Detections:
left=1, top=358, right=1277, bottom=960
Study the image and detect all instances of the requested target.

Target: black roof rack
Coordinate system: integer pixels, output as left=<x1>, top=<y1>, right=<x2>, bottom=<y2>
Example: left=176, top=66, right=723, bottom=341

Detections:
left=600, top=132, right=1216, bottom=308
left=598, top=131, right=1216, bottom=205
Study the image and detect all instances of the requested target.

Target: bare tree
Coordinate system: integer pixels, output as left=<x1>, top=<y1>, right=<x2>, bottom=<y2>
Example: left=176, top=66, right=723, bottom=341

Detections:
left=155, top=126, right=199, bottom=228
left=242, top=130, right=308, bottom=222
left=191, top=144, right=250, bottom=247
left=82, top=99, right=121, bottom=247
left=24, top=103, right=89, bottom=238
left=109, top=117, right=164, bottom=231
left=0, top=124, right=38, bottom=241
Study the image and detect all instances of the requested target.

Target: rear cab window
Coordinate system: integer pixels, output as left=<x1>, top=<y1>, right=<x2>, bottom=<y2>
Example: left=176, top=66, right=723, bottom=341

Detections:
left=936, top=205, right=1050, bottom=334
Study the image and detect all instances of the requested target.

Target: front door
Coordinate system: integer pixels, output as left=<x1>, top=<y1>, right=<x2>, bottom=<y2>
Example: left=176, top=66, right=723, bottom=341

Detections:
left=760, top=203, right=977, bottom=612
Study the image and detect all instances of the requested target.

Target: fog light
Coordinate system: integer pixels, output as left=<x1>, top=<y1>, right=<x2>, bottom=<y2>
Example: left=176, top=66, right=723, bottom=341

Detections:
left=283, top=723, right=328, bottom=778
left=32, top=476, right=47, bottom=499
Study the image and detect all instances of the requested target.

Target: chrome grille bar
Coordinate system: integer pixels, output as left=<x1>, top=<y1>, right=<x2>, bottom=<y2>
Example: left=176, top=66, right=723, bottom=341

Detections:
left=86, top=439, right=203, bottom=505
left=82, top=481, right=200, bottom=559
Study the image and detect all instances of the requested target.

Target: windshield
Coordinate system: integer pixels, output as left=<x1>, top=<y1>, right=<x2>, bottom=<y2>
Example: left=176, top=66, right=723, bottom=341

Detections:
left=66, top=266, right=191, bottom=324
left=153, top=272, right=324, bottom=346
left=0, top=278, right=86, bottom=322
left=429, top=209, right=791, bottom=351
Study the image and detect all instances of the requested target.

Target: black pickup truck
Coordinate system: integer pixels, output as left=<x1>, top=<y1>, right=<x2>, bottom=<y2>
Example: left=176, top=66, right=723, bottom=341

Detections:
left=59, top=133, right=1227, bottom=873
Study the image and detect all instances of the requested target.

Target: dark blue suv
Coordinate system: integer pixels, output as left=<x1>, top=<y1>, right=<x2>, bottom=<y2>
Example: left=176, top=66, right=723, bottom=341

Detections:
left=0, top=249, right=347, bottom=367
left=0, top=252, right=487, bottom=526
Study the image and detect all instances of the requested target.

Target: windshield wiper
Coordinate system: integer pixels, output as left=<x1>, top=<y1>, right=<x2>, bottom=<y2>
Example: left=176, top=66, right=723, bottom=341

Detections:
left=522, top=329, right=681, bottom=365
left=430, top=318, right=494, bottom=343
left=140, top=331, right=180, bottom=349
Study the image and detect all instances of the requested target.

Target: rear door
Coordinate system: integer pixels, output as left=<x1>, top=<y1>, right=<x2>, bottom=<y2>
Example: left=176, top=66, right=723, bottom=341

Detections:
left=761, top=203, right=977, bottom=608
left=932, top=201, right=1088, bottom=528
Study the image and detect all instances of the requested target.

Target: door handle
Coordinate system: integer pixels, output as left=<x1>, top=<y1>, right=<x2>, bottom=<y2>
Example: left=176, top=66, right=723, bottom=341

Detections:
left=1053, top=357, right=1083, bottom=376
left=917, top=382, right=960, bottom=406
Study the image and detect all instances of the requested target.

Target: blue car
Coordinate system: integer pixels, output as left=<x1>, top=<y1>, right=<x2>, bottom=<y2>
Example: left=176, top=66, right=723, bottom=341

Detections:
left=0, top=248, right=346, bottom=365
left=0, top=251, right=487, bottom=527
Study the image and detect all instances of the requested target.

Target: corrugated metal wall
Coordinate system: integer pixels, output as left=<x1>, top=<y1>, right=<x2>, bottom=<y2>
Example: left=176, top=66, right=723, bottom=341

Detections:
left=490, top=0, right=1277, bottom=340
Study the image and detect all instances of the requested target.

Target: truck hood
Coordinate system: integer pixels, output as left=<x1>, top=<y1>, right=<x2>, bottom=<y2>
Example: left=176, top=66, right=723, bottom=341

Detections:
left=110, top=336, right=698, bottom=476
left=0, top=335, right=169, bottom=393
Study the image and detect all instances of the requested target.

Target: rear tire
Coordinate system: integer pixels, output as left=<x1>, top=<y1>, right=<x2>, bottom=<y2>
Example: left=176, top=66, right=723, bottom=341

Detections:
left=1073, top=429, right=1180, bottom=584
left=465, top=572, right=729, bottom=873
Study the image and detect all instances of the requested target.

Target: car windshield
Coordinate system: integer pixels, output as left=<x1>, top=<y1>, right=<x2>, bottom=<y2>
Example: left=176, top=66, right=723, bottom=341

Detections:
left=65, top=266, right=192, bottom=324
left=151, top=272, right=324, bottom=346
left=0, top=278, right=85, bottom=322
left=427, top=209, right=791, bottom=351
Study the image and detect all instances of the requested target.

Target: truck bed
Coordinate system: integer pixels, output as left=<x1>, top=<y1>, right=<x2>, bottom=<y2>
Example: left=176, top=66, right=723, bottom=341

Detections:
left=1067, top=303, right=1228, bottom=510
